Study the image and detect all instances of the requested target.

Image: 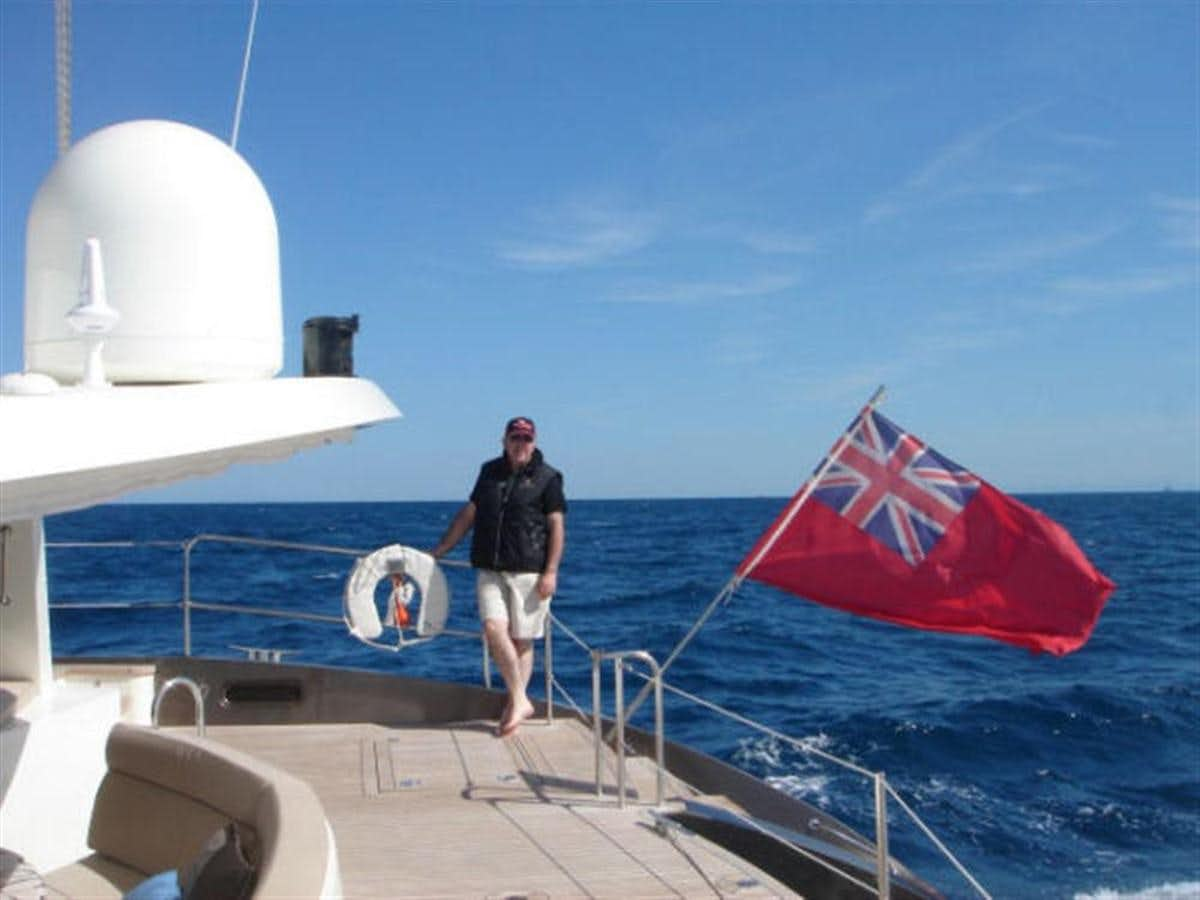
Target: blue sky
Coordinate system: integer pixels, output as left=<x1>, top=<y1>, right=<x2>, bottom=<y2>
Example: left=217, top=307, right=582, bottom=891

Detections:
left=2, top=2, right=1196, bottom=501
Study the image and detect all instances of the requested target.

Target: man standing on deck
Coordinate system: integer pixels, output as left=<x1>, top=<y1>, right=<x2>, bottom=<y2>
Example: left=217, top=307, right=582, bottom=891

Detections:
left=431, top=417, right=566, bottom=738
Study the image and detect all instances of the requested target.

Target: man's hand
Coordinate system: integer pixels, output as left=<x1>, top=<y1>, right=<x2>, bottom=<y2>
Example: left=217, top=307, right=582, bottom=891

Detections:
left=432, top=502, right=476, bottom=559
left=538, top=511, right=564, bottom=601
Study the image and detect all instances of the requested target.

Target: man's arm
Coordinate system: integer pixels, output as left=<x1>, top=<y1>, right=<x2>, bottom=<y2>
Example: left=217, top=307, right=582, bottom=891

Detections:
left=431, top=501, right=476, bottom=558
left=537, top=510, right=565, bottom=599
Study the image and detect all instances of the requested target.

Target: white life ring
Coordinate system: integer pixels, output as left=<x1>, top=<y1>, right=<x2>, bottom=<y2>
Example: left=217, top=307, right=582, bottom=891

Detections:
left=343, top=544, right=450, bottom=645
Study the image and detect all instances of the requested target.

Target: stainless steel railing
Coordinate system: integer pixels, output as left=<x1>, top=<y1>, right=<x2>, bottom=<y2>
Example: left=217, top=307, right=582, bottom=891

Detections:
left=152, top=675, right=205, bottom=736
left=591, top=649, right=664, bottom=807
left=620, top=667, right=992, bottom=899
left=48, top=535, right=989, bottom=899
left=180, top=534, right=361, bottom=655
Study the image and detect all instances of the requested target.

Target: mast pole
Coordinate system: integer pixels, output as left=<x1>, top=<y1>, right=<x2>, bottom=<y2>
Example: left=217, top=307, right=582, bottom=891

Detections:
left=617, top=576, right=738, bottom=728
left=737, top=384, right=886, bottom=582
left=54, top=0, right=71, bottom=157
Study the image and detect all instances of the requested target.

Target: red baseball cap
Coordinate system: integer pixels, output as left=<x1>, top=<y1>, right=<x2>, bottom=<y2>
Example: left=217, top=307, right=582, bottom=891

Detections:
left=505, top=416, right=536, bottom=438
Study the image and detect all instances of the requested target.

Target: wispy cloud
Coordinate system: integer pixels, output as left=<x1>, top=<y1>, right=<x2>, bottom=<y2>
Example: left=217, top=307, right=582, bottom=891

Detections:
left=863, top=102, right=1056, bottom=224
left=712, top=331, right=773, bottom=367
left=1051, top=267, right=1194, bottom=298
left=679, top=220, right=825, bottom=257
left=906, top=326, right=1021, bottom=356
left=1048, top=131, right=1117, bottom=151
left=777, top=320, right=1018, bottom=410
left=776, top=367, right=895, bottom=409
left=955, top=226, right=1120, bottom=274
left=739, top=230, right=819, bottom=256
left=607, top=273, right=801, bottom=305
left=495, top=198, right=659, bottom=270
left=1152, top=194, right=1200, bottom=252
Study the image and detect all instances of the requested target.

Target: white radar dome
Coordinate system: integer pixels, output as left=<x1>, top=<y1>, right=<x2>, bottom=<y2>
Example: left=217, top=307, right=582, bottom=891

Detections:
left=24, top=120, right=282, bottom=383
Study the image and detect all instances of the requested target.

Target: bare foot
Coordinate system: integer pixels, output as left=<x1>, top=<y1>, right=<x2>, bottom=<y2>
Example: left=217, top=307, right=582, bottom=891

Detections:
left=498, top=698, right=534, bottom=738
left=494, top=698, right=513, bottom=736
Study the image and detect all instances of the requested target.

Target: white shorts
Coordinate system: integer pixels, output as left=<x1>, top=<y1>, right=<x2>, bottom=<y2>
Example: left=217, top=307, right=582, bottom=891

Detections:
left=476, top=570, right=550, bottom=640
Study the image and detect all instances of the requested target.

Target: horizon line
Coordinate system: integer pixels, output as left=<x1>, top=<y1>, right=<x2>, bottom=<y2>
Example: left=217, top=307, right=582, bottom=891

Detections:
left=102, top=486, right=1199, bottom=507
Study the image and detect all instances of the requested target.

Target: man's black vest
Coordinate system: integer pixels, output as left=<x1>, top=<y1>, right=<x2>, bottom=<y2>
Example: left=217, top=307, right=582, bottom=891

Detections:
left=470, top=450, right=564, bottom=573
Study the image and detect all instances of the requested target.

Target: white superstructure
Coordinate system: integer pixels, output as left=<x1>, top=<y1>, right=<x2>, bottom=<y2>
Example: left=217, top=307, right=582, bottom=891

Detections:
left=1, top=118, right=399, bottom=691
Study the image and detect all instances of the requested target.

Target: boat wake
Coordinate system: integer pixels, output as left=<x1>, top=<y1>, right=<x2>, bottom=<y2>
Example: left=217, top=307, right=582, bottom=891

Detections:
left=1074, top=883, right=1200, bottom=900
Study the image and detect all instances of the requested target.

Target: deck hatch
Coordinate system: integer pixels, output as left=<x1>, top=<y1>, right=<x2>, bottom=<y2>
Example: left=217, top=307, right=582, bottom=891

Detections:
left=362, top=737, right=427, bottom=795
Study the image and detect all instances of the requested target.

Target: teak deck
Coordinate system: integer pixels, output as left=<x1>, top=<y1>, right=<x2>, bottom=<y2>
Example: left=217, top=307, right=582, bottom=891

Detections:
left=206, top=717, right=795, bottom=899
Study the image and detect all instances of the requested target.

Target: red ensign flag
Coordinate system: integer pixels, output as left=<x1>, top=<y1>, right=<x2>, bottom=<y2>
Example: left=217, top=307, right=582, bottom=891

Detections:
left=738, top=406, right=1114, bottom=655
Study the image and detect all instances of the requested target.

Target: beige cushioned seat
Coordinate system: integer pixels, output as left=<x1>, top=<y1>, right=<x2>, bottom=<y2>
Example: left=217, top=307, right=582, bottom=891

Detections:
left=43, top=722, right=334, bottom=898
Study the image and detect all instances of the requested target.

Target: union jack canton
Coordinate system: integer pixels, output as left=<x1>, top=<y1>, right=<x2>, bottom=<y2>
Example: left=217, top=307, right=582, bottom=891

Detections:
left=811, top=409, right=980, bottom=566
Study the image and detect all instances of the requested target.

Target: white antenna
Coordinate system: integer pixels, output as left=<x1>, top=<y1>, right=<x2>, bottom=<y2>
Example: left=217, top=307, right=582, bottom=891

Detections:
left=66, top=238, right=120, bottom=388
left=230, top=0, right=261, bottom=151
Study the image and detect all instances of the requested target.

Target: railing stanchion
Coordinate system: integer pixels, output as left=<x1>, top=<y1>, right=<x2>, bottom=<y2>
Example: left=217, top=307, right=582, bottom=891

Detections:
left=614, top=657, right=627, bottom=809
left=182, top=538, right=196, bottom=656
left=481, top=634, right=492, bottom=690
left=875, top=771, right=891, bottom=900
left=653, top=661, right=664, bottom=806
left=596, top=650, right=664, bottom=808
left=592, top=650, right=603, bottom=798
left=544, top=619, right=554, bottom=725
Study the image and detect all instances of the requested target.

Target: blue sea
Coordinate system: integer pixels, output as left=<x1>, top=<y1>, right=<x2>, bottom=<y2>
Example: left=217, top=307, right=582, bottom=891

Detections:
left=45, top=493, right=1199, bottom=900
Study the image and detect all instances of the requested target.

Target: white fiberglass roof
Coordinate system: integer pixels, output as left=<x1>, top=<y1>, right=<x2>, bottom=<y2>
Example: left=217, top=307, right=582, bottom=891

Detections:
left=0, top=377, right=400, bottom=523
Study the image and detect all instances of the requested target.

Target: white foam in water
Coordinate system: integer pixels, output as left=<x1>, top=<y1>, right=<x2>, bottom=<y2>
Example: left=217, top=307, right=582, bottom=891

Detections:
left=1074, top=883, right=1200, bottom=900
left=734, top=734, right=783, bottom=768
left=765, top=773, right=833, bottom=808
left=797, top=732, right=835, bottom=753
left=733, top=732, right=836, bottom=772
left=732, top=732, right=839, bottom=808
left=908, top=775, right=988, bottom=808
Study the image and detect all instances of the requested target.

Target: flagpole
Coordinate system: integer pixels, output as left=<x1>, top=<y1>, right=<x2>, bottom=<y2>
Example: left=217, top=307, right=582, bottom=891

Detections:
left=618, top=385, right=886, bottom=728
left=736, top=384, right=886, bottom=584
left=614, top=576, right=740, bottom=736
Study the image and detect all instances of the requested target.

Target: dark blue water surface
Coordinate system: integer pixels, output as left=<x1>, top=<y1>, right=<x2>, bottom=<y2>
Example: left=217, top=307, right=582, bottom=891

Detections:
left=45, top=493, right=1199, bottom=899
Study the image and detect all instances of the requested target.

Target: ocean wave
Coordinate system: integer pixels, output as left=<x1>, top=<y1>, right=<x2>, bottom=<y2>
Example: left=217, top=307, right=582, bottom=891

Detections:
left=1074, top=883, right=1200, bottom=900
left=764, top=772, right=834, bottom=807
left=731, top=731, right=837, bottom=764
left=907, top=775, right=989, bottom=806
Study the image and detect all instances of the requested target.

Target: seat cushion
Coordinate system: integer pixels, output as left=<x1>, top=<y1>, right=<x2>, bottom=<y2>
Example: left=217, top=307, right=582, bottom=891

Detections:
left=42, top=852, right=145, bottom=898
left=88, top=770, right=250, bottom=877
